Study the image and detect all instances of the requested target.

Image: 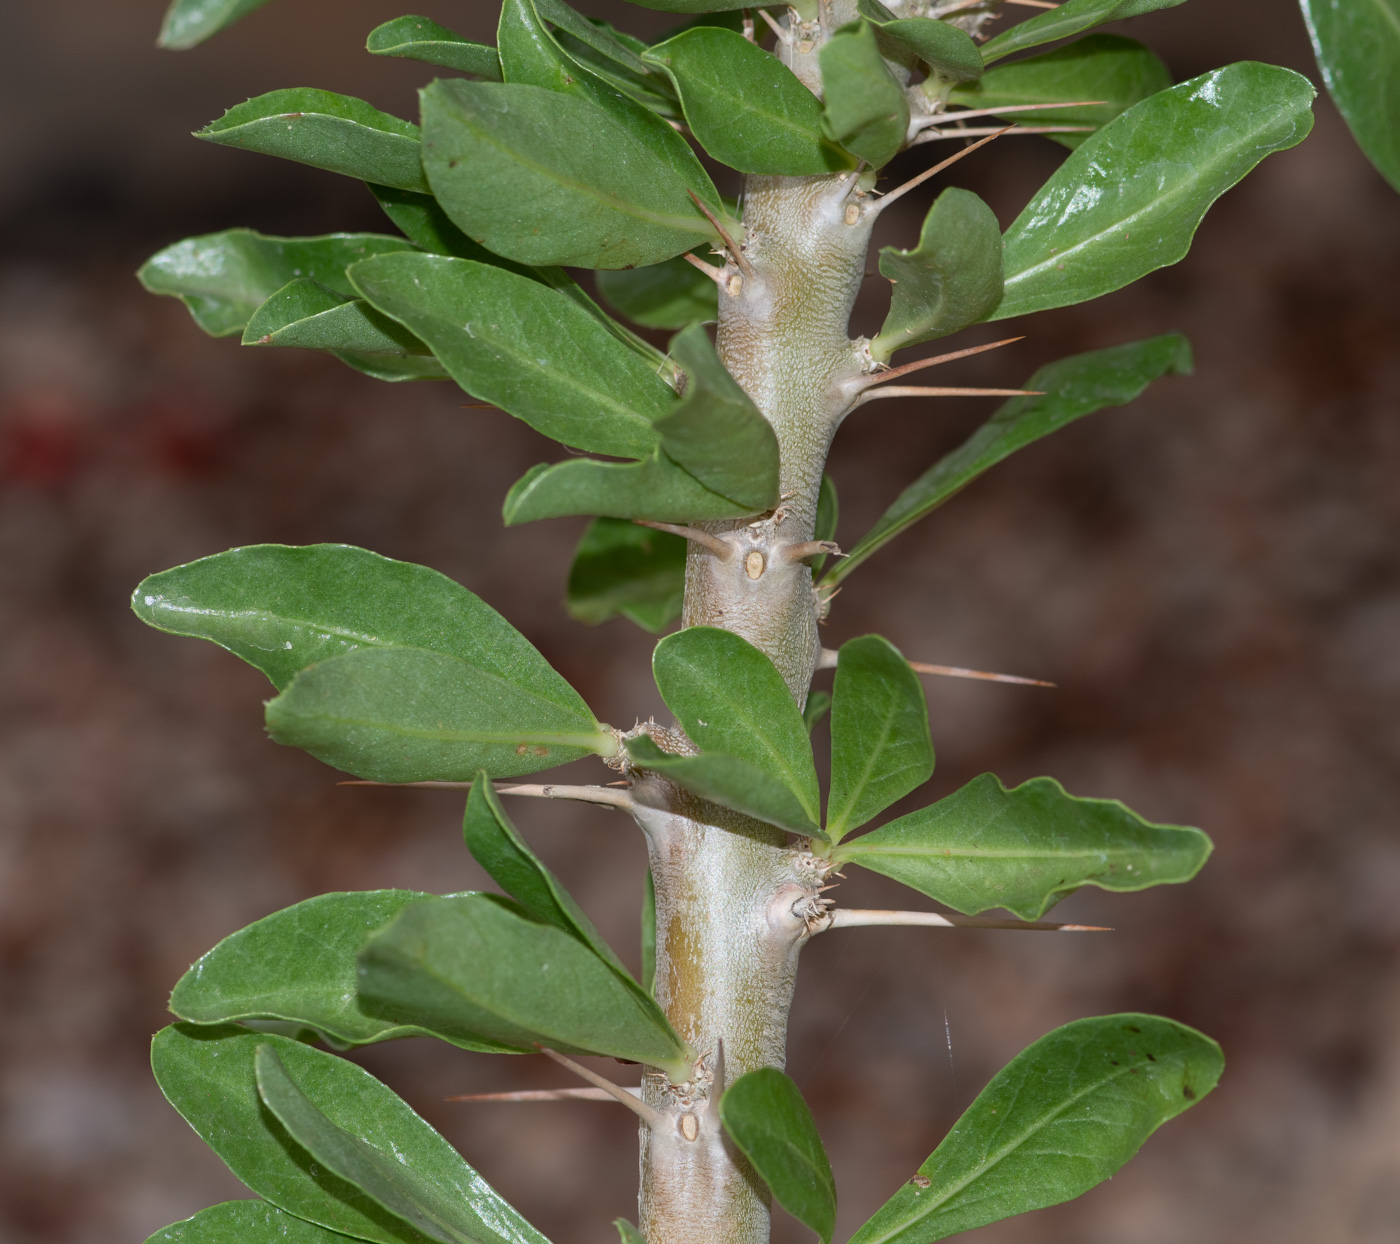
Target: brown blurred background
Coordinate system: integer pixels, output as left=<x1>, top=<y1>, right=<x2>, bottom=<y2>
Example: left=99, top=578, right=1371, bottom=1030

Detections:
left=2, top=1, right=1398, bottom=1242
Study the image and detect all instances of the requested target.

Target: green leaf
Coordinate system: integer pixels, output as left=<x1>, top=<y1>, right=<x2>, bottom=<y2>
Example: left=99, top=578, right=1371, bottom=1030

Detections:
left=643, top=28, right=854, bottom=175
left=855, top=3, right=983, bottom=83
left=871, top=188, right=1004, bottom=362
left=266, top=646, right=614, bottom=782
left=348, top=252, right=673, bottom=458
left=614, top=1222, right=646, bottom=1244
left=833, top=772, right=1213, bottom=920
left=820, top=21, right=910, bottom=169
left=655, top=325, right=779, bottom=509
left=948, top=34, right=1171, bottom=149
left=641, top=869, right=657, bottom=995
left=420, top=79, right=721, bottom=269
left=803, top=690, right=831, bottom=735
left=720, top=1069, right=836, bottom=1244
left=596, top=253, right=718, bottom=330
left=131, top=543, right=596, bottom=701
left=138, top=229, right=416, bottom=338
left=196, top=90, right=429, bottom=193
left=357, top=894, right=694, bottom=1081
left=826, top=334, right=1193, bottom=583
left=151, top=1026, right=547, bottom=1244
left=652, top=627, right=820, bottom=825
left=847, top=1014, right=1222, bottom=1244
left=144, top=1201, right=363, bottom=1244
left=826, top=636, right=933, bottom=843
left=533, top=0, right=654, bottom=76
left=809, top=473, right=839, bottom=573
left=367, top=16, right=503, bottom=79
left=1301, top=0, right=1400, bottom=192
left=979, top=0, right=1187, bottom=65
left=625, top=0, right=750, bottom=11
left=503, top=453, right=757, bottom=525
left=168, top=890, right=524, bottom=1052
left=566, top=518, right=687, bottom=632
left=159, top=0, right=273, bottom=49
left=254, top=1045, right=528, bottom=1244
left=625, top=734, right=823, bottom=838
left=463, top=778, right=632, bottom=977
left=995, top=63, right=1315, bottom=321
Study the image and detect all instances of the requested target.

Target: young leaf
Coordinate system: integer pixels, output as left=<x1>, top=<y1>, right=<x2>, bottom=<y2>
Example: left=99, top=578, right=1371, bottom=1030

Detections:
left=820, top=21, right=910, bottom=170
left=138, top=230, right=416, bottom=337
left=151, top=1026, right=548, bottom=1244
left=803, top=691, right=832, bottom=735
left=625, top=734, right=823, bottom=838
left=826, top=636, right=933, bottom=843
left=420, top=79, right=721, bottom=269
left=254, top=1045, right=517, bottom=1244
left=641, top=870, right=657, bottom=995
left=144, top=1202, right=365, bottom=1244
left=168, top=890, right=524, bottom=1053
left=596, top=253, right=718, bottom=330
left=948, top=34, right=1171, bottom=149
left=979, top=0, right=1187, bottom=65
left=720, top=1069, right=836, bottom=1244
left=348, top=252, right=673, bottom=458
left=159, top=0, right=273, bottom=49
left=833, top=772, right=1213, bottom=920
left=1301, top=0, right=1400, bottom=192
left=848, top=1014, right=1222, bottom=1244
left=826, top=334, right=1193, bottom=583
left=265, top=646, right=614, bottom=782
left=855, top=3, right=983, bottom=83
left=652, top=627, right=820, bottom=826
left=615, top=1221, right=646, bottom=1244
left=196, top=90, right=429, bottom=193
left=994, top=63, right=1316, bottom=321
left=643, top=28, right=854, bottom=175
left=566, top=518, right=687, bottom=632
left=871, top=188, right=1004, bottom=362
left=503, top=453, right=757, bottom=525
left=357, top=893, right=694, bottom=1081
left=654, top=324, right=780, bottom=510
left=809, top=473, right=839, bottom=573
left=366, top=16, right=503, bottom=79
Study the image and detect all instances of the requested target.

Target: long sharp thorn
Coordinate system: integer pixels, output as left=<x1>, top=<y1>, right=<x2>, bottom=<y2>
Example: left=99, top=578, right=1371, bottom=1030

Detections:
left=914, top=101, right=1107, bottom=133
left=913, top=124, right=1096, bottom=146
left=337, top=780, right=635, bottom=809
left=537, top=1048, right=668, bottom=1130
left=824, top=909, right=1109, bottom=932
left=872, top=128, right=1013, bottom=216
left=713, top=1038, right=727, bottom=1098
left=446, top=1087, right=637, bottom=1103
left=857, top=337, right=1024, bottom=392
left=756, top=7, right=788, bottom=42
left=634, top=519, right=734, bottom=559
left=681, top=252, right=728, bottom=289
left=686, top=189, right=755, bottom=279
left=911, top=660, right=1056, bottom=687
left=856, top=386, right=1044, bottom=407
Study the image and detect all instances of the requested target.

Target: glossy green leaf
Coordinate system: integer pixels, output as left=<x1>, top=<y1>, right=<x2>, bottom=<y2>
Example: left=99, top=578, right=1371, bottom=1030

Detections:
left=803, top=691, right=831, bottom=735
left=979, top=0, right=1186, bottom=64
left=644, top=29, right=854, bottom=175
left=367, top=16, right=503, bottom=79
left=614, top=1222, right=645, bottom=1244
left=995, top=63, right=1315, bottom=321
left=159, top=0, right=273, bottom=48
left=144, top=1201, right=362, bottom=1244
left=463, top=778, right=632, bottom=978
left=349, top=252, right=672, bottom=458
left=566, top=518, right=687, bottom=632
left=266, top=646, right=613, bottom=782
left=655, top=325, right=779, bottom=509
left=131, top=543, right=595, bottom=702
left=358, top=894, right=693, bottom=1081
left=848, top=1014, right=1222, bottom=1244
left=152, top=1026, right=547, bottom=1244
left=1302, top=0, right=1400, bottom=192
left=720, top=1069, right=836, bottom=1244
left=534, top=0, right=653, bottom=76
left=168, top=890, right=523, bottom=1052
left=871, top=188, right=1004, bottom=362
left=855, top=3, right=983, bottom=83
left=826, top=636, right=933, bottom=843
left=809, top=473, right=839, bottom=573
left=552, top=27, right=683, bottom=120
left=948, top=34, right=1171, bottom=149
left=828, top=334, right=1193, bottom=584
left=196, top=90, right=428, bottom=193
left=503, top=453, right=756, bottom=525
left=652, top=627, right=820, bottom=825
left=254, top=1045, right=525, bottom=1244
left=596, top=253, right=718, bottom=330
left=623, top=0, right=749, bottom=11
left=138, top=230, right=416, bottom=338
left=641, top=870, right=656, bottom=995
left=625, top=734, right=823, bottom=838
left=833, top=772, right=1213, bottom=920
left=820, top=21, right=910, bottom=169
left=420, top=79, right=721, bottom=270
